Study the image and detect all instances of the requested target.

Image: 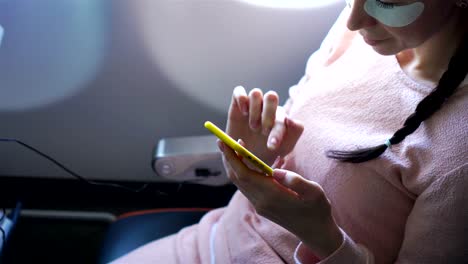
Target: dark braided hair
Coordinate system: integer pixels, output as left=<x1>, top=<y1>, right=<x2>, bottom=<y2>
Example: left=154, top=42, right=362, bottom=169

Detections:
left=326, top=33, right=468, bottom=163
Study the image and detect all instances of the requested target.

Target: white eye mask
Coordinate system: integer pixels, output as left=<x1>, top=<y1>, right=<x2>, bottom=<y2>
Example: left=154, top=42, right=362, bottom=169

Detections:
left=364, top=0, right=425, bottom=27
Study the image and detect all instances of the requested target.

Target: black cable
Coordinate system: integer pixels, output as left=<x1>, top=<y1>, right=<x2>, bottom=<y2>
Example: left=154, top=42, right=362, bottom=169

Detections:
left=0, top=138, right=211, bottom=197
left=0, top=138, right=149, bottom=192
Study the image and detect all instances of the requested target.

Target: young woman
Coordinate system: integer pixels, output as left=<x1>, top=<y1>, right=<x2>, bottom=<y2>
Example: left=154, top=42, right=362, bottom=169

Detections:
left=114, top=0, right=467, bottom=262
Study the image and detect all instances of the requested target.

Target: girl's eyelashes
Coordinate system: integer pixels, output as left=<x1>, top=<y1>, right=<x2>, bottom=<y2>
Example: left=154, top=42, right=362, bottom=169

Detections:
left=375, top=0, right=396, bottom=9
left=347, top=0, right=401, bottom=10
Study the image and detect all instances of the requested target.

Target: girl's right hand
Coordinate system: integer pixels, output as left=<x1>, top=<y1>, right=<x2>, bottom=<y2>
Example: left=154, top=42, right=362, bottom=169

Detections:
left=226, top=86, right=304, bottom=166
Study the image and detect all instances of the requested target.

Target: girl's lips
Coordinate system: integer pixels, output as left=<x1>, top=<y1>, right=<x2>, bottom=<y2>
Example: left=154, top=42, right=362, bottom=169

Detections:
left=363, top=36, right=386, bottom=46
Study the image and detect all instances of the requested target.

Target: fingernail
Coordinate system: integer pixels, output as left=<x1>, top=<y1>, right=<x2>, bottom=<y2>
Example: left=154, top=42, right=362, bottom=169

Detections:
left=267, top=137, right=277, bottom=149
left=272, top=156, right=281, bottom=168
left=250, top=122, right=258, bottom=130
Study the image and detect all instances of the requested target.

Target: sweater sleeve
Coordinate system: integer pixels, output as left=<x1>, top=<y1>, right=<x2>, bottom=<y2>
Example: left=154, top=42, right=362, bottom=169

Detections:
left=293, top=229, right=372, bottom=264
left=395, top=163, right=468, bottom=263
left=294, top=163, right=468, bottom=263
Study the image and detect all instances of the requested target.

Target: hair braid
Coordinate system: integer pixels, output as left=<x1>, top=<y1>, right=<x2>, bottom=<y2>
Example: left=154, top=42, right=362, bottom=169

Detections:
left=326, top=33, right=468, bottom=163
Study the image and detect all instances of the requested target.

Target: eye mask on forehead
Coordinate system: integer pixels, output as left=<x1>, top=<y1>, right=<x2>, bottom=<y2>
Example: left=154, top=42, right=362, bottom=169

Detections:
left=364, top=0, right=425, bottom=27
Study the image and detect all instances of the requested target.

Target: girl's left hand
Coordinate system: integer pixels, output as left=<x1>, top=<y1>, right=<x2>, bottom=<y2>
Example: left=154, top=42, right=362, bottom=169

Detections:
left=218, top=140, right=344, bottom=259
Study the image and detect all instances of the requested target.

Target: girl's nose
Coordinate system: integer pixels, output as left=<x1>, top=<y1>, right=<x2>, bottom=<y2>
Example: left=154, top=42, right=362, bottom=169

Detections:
left=346, top=0, right=378, bottom=31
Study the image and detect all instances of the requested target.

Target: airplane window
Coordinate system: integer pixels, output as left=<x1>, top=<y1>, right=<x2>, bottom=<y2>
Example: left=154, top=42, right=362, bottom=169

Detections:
left=0, top=0, right=106, bottom=111
left=0, top=24, right=4, bottom=46
left=128, top=0, right=344, bottom=113
left=238, top=0, right=343, bottom=9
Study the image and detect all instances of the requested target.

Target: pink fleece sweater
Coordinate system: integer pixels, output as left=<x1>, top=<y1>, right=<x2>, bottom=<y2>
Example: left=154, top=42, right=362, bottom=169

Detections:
left=112, top=9, right=468, bottom=264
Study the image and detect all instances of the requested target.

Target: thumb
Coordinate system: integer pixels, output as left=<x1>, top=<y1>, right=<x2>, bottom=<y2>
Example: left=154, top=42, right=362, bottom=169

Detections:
left=272, top=169, right=317, bottom=196
left=281, top=117, right=304, bottom=150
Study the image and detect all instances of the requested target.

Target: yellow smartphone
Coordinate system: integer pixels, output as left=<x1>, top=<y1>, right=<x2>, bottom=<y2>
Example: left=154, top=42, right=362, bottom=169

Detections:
left=204, top=121, right=273, bottom=176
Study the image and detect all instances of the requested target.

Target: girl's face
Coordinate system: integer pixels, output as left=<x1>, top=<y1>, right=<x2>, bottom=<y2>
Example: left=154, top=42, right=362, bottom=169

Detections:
left=345, top=0, right=459, bottom=55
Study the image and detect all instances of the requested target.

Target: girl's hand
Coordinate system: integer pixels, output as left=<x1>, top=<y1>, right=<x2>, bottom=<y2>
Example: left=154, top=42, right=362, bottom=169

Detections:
left=226, top=86, right=304, bottom=166
left=218, top=140, right=343, bottom=259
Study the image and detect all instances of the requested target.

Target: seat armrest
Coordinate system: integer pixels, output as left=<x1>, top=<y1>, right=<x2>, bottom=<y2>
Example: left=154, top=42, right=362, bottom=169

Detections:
left=152, top=135, right=230, bottom=186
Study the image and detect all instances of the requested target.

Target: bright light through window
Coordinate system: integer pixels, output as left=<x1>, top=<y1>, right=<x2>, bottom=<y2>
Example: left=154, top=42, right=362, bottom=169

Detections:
left=238, top=0, right=342, bottom=9
left=0, top=24, right=4, bottom=46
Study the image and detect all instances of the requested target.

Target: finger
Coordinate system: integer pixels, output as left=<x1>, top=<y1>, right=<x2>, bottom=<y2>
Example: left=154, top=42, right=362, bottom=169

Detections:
left=228, top=86, right=249, bottom=120
left=233, top=86, right=249, bottom=116
left=272, top=169, right=322, bottom=200
left=248, top=88, right=263, bottom=132
left=219, top=139, right=254, bottom=184
left=271, top=156, right=284, bottom=169
left=219, top=139, right=270, bottom=191
left=236, top=139, right=248, bottom=161
left=261, top=91, right=279, bottom=136
left=218, top=141, right=282, bottom=208
left=237, top=139, right=263, bottom=174
left=267, top=106, right=287, bottom=150
left=218, top=140, right=244, bottom=186
left=281, top=117, right=304, bottom=150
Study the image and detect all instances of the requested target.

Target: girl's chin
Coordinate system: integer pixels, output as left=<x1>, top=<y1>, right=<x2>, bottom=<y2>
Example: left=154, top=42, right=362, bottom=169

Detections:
left=363, top=37, right=401, bottom=56
left=370, top=43, right=401, bottom=56
left=372, top=47, right=398, bottom=56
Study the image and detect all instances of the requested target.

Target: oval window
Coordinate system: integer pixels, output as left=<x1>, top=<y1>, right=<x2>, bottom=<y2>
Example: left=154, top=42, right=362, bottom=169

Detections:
left=238, top=0, right=342, bottom=9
